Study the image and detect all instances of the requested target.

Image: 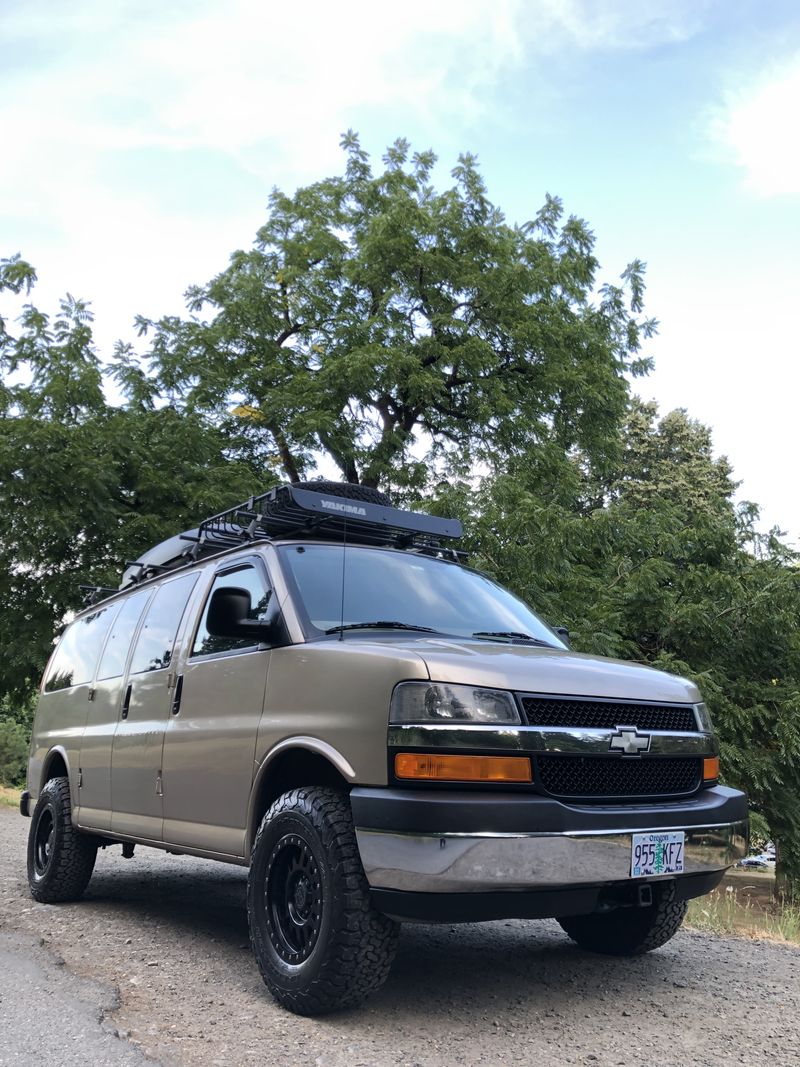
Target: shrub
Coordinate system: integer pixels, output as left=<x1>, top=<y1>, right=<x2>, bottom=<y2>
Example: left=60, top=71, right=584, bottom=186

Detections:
left=0, top=719, right=29, bottom=786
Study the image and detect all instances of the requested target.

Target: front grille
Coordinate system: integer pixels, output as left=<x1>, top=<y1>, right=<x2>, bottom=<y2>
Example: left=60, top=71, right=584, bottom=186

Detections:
left=536, top=755, right=702, bottom=800
left=520, top=696, right=697, bottom=733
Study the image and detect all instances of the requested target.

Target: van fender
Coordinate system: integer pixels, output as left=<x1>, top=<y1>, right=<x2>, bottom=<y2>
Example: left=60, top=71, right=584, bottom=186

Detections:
left=246, top=737, right=357, bottom=855
left=40, top=745, right=74, bottom=801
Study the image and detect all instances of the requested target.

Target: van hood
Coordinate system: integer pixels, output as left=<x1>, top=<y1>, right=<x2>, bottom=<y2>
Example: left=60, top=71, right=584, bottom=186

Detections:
left=385, top=637, right=700, bottom=704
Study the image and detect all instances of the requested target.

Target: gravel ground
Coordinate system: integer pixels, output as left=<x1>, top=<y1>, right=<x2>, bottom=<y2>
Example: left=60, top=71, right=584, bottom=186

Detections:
left=2, top=807, right=799, bottom=1067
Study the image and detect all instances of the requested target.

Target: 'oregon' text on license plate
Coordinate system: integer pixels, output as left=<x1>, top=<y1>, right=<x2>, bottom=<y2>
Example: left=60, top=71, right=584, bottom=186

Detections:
left=631, top=831, right=685, bottom=877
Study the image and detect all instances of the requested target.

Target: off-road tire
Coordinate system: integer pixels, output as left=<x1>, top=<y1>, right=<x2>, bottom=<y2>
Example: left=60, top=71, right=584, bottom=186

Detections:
left=247, top=787, right=399, bottom=1015
left=27, top=777, right=98, bottom=903
left=558, top=883, right=688, bottom=956
left=290, top=480, right=391, bottom=508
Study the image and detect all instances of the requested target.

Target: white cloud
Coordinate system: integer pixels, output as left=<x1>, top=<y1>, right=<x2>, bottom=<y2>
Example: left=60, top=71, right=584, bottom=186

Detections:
left=0, top=0, right=710, bottom=358
left=716, top=55, right=800, bottom=197
left=534, top=0, right=710, bottom=51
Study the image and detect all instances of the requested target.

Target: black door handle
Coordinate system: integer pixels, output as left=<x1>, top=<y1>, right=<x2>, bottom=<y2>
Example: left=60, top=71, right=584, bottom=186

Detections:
left=171, top=675, right=184, bottom=716
left=121, top=682, right=132, bottom=720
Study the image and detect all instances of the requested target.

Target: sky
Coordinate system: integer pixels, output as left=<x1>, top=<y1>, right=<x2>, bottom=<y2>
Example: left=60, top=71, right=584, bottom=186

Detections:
left=2, top=0, right=799, bottom=543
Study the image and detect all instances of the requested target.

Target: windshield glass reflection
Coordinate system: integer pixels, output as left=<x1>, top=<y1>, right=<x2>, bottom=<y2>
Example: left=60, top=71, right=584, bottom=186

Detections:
left=277, top=544, right=565, bottom=647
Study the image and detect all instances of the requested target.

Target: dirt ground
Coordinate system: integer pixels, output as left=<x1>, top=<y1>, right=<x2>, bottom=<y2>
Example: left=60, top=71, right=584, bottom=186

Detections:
left=2, top=807, right=799, bottom=1067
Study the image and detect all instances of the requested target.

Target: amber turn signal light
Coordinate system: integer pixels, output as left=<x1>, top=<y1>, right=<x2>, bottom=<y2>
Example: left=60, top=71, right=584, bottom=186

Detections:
left=394, top=752, right=532, bottom=783
left=703, top=756, right=720, bottom=782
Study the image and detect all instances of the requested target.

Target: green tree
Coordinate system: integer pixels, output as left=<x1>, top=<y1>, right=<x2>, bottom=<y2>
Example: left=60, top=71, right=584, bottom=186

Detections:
left=0, top=718, right=28, bottom=786
left=128, top=133, right=655, bottom=491
left=0, top=257, right=267, bottom=704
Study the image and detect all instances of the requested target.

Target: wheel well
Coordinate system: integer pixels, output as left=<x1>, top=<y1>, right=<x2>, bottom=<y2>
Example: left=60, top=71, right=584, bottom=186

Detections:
left=42, top=751, right=68, bottom=787
left=249, top=749, right=349, bottom=848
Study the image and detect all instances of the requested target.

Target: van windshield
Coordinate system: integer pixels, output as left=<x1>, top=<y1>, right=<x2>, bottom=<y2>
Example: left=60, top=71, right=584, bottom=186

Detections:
left=277, top=544, right=566, bottom=647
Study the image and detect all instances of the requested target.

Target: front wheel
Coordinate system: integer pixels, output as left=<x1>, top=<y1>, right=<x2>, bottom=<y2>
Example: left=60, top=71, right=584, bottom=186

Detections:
left=558, top=882, right=688, bottom=956
left=247, top=787, right=399, bottom=1015
left=27, top=777, right=98, bottom=903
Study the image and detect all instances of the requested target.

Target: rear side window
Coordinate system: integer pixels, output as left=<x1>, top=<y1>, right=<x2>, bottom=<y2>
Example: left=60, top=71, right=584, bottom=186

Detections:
left=44, top=604, right=118, bottom=692
left=96, top=589, right=151, bottom=681
left=191, top=565, right=271, bottom=658
left=129, top=574, right=198, bottom=674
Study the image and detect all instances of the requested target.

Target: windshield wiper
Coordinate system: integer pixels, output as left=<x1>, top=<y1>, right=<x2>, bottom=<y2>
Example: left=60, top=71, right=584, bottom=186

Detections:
left=472, top=630, right=555, bottom=647
left=325, top=620, right=439, bottom=635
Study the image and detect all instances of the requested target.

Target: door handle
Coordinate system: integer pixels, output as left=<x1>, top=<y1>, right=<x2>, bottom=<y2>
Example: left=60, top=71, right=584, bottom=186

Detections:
left=170, top=675, right=184, bottom=716
left=121, top=682, right=132, bottom=720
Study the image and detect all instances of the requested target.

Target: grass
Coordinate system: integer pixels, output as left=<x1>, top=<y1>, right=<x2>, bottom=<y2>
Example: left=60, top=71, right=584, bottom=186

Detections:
left=0, top=785, right=21, bottom=809
left=686, top=870, right=800, bottom=945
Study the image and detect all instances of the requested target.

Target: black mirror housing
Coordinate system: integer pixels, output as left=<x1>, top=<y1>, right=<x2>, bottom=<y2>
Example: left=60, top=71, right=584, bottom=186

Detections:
left=206, top=586, right=276, bottom=640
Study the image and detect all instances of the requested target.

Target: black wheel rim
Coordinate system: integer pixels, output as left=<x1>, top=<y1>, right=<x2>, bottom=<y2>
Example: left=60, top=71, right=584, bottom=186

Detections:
left=34, top=808, right=55, bottom=877
left=265, top=832, right=323, bottom=964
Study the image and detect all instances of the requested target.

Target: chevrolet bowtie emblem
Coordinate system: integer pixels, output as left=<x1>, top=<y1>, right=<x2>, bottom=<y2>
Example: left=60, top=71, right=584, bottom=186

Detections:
left=608, top=726, right=651, bottom=756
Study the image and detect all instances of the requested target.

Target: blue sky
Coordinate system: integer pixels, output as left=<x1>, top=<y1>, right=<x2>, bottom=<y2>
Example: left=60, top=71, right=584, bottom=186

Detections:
left=2, top=1, right=799, bottom=542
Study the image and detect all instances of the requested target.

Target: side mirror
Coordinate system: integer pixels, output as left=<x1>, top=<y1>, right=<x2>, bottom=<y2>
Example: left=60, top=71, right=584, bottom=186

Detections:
left=206, top=587, right=277, bottom=641
left=554, top=626, right=571, bottom=647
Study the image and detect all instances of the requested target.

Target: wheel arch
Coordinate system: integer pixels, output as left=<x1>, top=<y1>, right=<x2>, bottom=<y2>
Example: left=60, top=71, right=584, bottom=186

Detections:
left=246, top=738, right=356, bottom=859
left=40, top=746, right=71, bottom=792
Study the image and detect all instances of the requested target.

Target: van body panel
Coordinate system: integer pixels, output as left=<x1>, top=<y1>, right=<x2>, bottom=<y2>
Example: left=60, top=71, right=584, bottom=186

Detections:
left=29, top=690, right=90, bottom=806
left=382, top=638, right=702, bottom=704
left=77, top=676, right=124, bottom=830
left=110, top=669, right=172, bottom=837
left=255, top=642, right=429, bottom=788
left=162, top=646, right=271, bottom=857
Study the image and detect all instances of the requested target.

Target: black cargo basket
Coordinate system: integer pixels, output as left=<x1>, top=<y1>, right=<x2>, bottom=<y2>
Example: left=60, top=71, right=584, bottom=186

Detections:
left=195, top=484, right=463, bottom=551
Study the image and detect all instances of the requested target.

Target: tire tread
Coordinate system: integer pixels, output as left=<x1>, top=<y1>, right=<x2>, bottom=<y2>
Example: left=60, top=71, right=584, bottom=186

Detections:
left=558, top=883, right=687, bottom=956
left=27, top=777, right=97, bottom=904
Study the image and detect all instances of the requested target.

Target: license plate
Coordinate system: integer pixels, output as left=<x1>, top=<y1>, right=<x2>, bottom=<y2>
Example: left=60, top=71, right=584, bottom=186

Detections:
left=631, top=831, right=685, bottom=877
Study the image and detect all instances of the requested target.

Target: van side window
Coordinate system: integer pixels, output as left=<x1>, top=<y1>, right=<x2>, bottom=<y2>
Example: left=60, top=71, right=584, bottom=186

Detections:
left=43, top=604, right=118, bottom=692
left=96, top=589, right=151, bottom=681
left=191, top=565, right=271, bottom=658
left=129, top=574, right=198, bottom=675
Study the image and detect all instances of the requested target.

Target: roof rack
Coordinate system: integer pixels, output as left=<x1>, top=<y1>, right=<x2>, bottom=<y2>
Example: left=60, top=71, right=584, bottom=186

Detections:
left=192, top=484, right=463, bottom=551
left=79, top=584, right=121, bottom=607
left=116, top=484, right=464, bottom=591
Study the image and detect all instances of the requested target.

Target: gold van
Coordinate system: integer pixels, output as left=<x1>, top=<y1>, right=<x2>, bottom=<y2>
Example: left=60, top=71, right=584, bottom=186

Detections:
left=22, top=482, right=748, bottom=1015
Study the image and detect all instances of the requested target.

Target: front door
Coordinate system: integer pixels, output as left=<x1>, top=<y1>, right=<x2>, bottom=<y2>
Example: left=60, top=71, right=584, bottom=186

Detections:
left=110, top=573, right=199, bottom=840
left=161, top=559, right=273, bottom=858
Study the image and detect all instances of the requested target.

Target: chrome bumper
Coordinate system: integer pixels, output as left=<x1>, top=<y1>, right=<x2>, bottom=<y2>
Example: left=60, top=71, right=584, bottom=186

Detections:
left=356, top=820, right=748, bottom=893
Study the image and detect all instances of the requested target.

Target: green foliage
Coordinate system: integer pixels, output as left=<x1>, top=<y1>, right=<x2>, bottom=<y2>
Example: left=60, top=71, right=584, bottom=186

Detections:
left=0, top=259, right=268, bottom=699
left=0, top=719, right=28, bottom=786
left=124, top=134, right=655, bottom=490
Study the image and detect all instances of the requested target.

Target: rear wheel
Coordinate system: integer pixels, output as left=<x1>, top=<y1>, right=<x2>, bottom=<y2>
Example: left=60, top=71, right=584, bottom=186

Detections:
left=247, top=787, right=399, bottom=1015
left=27, top=777, right=98, bottom=903
left=558, top=883, right=687, bottom=956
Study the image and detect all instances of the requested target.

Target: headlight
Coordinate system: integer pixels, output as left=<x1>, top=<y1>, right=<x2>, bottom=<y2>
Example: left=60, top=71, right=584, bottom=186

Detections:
left=390, top=681, right=521, bottom=724
left=695, top=702, right=713, bottom=732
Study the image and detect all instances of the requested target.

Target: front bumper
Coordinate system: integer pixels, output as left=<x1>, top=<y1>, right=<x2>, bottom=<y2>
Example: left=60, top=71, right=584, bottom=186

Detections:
left=352, top=785, right=748, bottom=898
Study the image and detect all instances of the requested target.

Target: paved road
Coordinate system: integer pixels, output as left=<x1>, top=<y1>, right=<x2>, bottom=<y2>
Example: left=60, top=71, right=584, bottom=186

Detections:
left=2, top=808, right=799, bottom=1067
left=0, top=931, right=150, bottom=1066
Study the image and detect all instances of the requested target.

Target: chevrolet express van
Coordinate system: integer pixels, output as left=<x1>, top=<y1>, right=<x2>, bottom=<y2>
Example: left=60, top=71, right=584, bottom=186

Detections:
left=22, top=481, right=748, bottom=1015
